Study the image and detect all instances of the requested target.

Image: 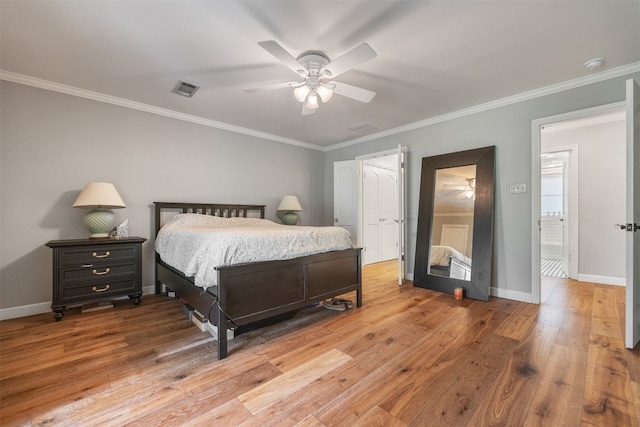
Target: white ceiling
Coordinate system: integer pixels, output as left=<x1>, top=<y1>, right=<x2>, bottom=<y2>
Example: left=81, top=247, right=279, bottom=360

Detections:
left=2, top=1, right=639, bottom=149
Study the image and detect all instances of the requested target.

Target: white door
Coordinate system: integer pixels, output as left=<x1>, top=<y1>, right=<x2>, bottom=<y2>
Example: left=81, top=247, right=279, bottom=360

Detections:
left=379, top=168, right=398, bottom=261
left=333, top=160, right=357, bottom=243
left=363, top=164, right=381, bottom=265
left=561, top=158, right=570, bottom=277
left=362, top=163, right=398, bottom=265
left=625, top=78, right=640, bottom=349
left=397, top=145, right=406, bottom=285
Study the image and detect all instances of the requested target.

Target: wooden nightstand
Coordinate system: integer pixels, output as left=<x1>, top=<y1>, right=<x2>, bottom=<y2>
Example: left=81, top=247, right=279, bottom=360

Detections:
left=46, top=237, right=146, bottom=320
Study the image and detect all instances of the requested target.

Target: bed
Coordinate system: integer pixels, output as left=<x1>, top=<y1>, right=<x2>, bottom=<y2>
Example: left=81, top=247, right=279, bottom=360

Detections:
left=153, top=202, right=362, bottom=360
left=429, top=245, right=472, bottom=280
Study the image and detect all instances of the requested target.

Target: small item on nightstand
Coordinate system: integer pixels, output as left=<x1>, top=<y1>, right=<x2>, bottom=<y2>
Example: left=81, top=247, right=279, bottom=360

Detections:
left=454, top=287, right=463, bottom=300
left=110, top=219, right=129, bottom=239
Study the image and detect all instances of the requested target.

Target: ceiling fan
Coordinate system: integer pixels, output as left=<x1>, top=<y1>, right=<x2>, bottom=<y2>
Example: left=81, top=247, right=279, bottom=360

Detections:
left=440, top=177, right=477, bottom=199
left=244, top=40, right=377, bottom=115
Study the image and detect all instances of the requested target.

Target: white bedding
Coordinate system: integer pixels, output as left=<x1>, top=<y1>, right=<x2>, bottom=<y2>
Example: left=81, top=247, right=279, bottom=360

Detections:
left=155, top=213, right=353, bottom=289
left=430, top=245, right=472, bottom=267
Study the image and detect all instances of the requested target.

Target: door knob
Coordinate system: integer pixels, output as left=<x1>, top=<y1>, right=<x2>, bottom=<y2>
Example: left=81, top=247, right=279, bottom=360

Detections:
left=616, top=223, right=640, bottom=231
left=334, top=218, right=339, bottom=223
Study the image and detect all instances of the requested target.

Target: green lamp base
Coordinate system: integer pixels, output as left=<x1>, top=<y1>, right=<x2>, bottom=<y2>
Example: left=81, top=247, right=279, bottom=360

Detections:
left=83, top=207, right=115, bottom=238
left=282, top=211, right=298, bottom=225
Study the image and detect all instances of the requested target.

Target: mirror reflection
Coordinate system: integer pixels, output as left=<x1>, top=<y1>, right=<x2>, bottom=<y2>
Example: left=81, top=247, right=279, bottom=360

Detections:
left=429, top=165, right=476, bottom=281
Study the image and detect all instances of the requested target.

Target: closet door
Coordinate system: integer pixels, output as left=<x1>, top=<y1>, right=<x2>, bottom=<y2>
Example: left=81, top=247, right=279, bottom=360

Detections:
left=363, top=164, right=381, bottom=265
left=379, top=168, right=398, bottom=261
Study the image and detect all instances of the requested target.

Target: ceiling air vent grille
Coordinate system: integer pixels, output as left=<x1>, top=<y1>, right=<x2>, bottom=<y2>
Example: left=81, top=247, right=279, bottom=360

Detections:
left=349, top=123, right=378, bottom=134
left=172, top=81, right=199, bottom=98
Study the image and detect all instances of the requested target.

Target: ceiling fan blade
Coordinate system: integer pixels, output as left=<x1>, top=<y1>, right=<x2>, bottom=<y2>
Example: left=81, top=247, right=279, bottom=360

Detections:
left=332, top=81, right=376, bottom=103
left=322, top=43, right=376, bottom=78
left=258, top=40, right=305, bottom=75
left=301, top=104, right=316, bottom=116
left=243, top=81, right=298, bottom=94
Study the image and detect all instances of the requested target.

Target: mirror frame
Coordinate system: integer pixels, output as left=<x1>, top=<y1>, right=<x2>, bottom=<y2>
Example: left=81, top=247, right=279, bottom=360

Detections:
left=413, top=146, right=495, bottom=301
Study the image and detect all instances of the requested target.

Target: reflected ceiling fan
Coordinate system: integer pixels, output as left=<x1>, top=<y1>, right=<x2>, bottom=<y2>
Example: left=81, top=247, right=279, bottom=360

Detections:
left=243, top=40, right=377, bottom=115
left=441, top=177, right=477, bottom=199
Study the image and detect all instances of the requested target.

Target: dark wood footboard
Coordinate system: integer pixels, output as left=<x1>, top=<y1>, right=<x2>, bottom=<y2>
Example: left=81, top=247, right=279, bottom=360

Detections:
left=153, top=202, right=362, bottom=360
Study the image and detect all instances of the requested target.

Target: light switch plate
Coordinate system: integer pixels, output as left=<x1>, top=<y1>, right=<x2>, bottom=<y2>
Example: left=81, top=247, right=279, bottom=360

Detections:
left=509, top=183, right=527, bottom=194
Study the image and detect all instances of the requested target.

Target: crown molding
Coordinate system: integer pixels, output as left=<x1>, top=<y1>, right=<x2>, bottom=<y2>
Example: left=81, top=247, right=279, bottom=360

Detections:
left=3, top=62, right=639, bottom=153
left=324, top=61, right=640, bottom=151
left=0, top=70, right=324, bottom=152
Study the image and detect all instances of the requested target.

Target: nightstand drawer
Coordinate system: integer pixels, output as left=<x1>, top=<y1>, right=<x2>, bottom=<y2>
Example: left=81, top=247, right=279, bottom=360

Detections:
left=58, top=262, right=137, bottom=283
left=58, top=245, right=138, bottom=265
left=60, top=278, right=138, bottom=302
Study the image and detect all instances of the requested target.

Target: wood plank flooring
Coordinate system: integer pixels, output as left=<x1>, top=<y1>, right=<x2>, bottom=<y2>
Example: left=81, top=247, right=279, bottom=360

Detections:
left=1, top=262, right=639, bottom=426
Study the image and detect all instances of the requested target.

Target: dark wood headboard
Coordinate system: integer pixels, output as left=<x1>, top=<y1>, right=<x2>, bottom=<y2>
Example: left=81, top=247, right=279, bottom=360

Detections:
left=153, top=202, right=266, bottom=235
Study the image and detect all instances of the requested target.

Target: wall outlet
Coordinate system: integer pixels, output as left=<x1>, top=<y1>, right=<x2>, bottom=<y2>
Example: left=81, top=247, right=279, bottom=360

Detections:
left=509, top=183, right=527, bottom=194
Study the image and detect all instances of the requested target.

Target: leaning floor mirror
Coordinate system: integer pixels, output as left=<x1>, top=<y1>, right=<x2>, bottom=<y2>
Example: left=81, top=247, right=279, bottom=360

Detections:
left=413, top=146, right=495, bottom=301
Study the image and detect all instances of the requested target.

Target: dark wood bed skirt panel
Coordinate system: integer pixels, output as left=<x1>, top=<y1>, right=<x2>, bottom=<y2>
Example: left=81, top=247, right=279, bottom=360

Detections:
left=216, top=248, right=363, bottom=323
left=306, top=253, right=362, bottom=303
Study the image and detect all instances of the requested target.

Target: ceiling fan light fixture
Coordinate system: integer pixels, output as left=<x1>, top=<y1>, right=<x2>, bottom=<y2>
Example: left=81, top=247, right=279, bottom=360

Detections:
left=293, top=85, right=310, bottom=102
left=306, top=92, right=319, bottom=109
left=317, top=85, right=333, bottom=103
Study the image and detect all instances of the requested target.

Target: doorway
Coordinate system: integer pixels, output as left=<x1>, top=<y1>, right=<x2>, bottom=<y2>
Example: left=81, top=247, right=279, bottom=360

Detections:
left=532, top=104, right=627, bottom=304
left=334, top=147, right=407, bottom=284
left=540, top=149, right=572, bottom=280
left=362, top=160, right=398, bottom=265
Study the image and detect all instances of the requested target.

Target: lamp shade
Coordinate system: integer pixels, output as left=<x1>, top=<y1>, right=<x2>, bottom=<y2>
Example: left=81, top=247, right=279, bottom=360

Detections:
left=277, top=195, right=302, bottom=212
left=73, top=182, right=125, bottom=238
left=73, top=182, right=126, bottom=208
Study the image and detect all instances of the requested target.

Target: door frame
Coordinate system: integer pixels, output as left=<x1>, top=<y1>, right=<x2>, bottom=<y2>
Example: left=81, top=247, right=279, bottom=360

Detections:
left=531, top=101, right=625, bottom=304
left=353, top=147, right=407, bottom=284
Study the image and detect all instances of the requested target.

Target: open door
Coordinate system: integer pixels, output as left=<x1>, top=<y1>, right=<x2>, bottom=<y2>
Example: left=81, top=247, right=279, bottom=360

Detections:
left=333, top=160, right=357, bottom=243
left=625, top=78, right=640, bottom=349
left=397, top=145, right=406, bottom=285
left=561, top=157, right=570, bottom=277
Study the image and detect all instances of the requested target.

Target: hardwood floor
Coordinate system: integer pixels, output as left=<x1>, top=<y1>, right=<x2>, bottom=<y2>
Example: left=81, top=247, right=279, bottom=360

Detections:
left=2, top=261, right=639, bottom=426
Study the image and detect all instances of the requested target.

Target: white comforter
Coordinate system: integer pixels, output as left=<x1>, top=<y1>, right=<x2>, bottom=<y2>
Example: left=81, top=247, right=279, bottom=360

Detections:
left=430, top=245, right=472, bottom=267
left=155, top=214, right=353, bottom=289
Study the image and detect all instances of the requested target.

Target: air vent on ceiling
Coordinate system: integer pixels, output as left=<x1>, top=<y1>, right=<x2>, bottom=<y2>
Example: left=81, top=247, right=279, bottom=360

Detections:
left=349, top=123, right=378, bottom=134
left=172, top=81, right=199, bottom=98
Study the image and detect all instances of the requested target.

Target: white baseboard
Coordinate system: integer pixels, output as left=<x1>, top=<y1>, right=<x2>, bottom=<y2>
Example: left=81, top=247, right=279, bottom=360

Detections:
left=0, top=284, right=160, bottom=321
left=577, top=274, right=626, bottom=287
left=405, top=273, right=532, bottom=303
left=490, top=286, right=533, bottom=303
left=0, top=301, right=51, bottom=321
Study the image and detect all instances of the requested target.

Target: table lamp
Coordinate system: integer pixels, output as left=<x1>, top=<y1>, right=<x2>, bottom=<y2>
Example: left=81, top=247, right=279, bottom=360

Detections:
left=277, top=195, right=302, bottom=225
left=73, top=182, right=126, bottom=238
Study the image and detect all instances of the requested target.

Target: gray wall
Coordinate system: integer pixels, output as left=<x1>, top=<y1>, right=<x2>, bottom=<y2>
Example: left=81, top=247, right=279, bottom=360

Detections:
left=2, top=71, right=638, bottom=314
left=0, top=81, right=325, bottom=311
left=324, top=72, right=640, bottom=300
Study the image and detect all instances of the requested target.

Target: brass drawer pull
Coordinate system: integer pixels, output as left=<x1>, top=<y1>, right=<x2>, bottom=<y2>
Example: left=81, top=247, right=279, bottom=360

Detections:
left=92, top=268, right=110, bottom=276
left=92, top=251, right=111, bottom=259
left=92, top=285, right=110, bottom=293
